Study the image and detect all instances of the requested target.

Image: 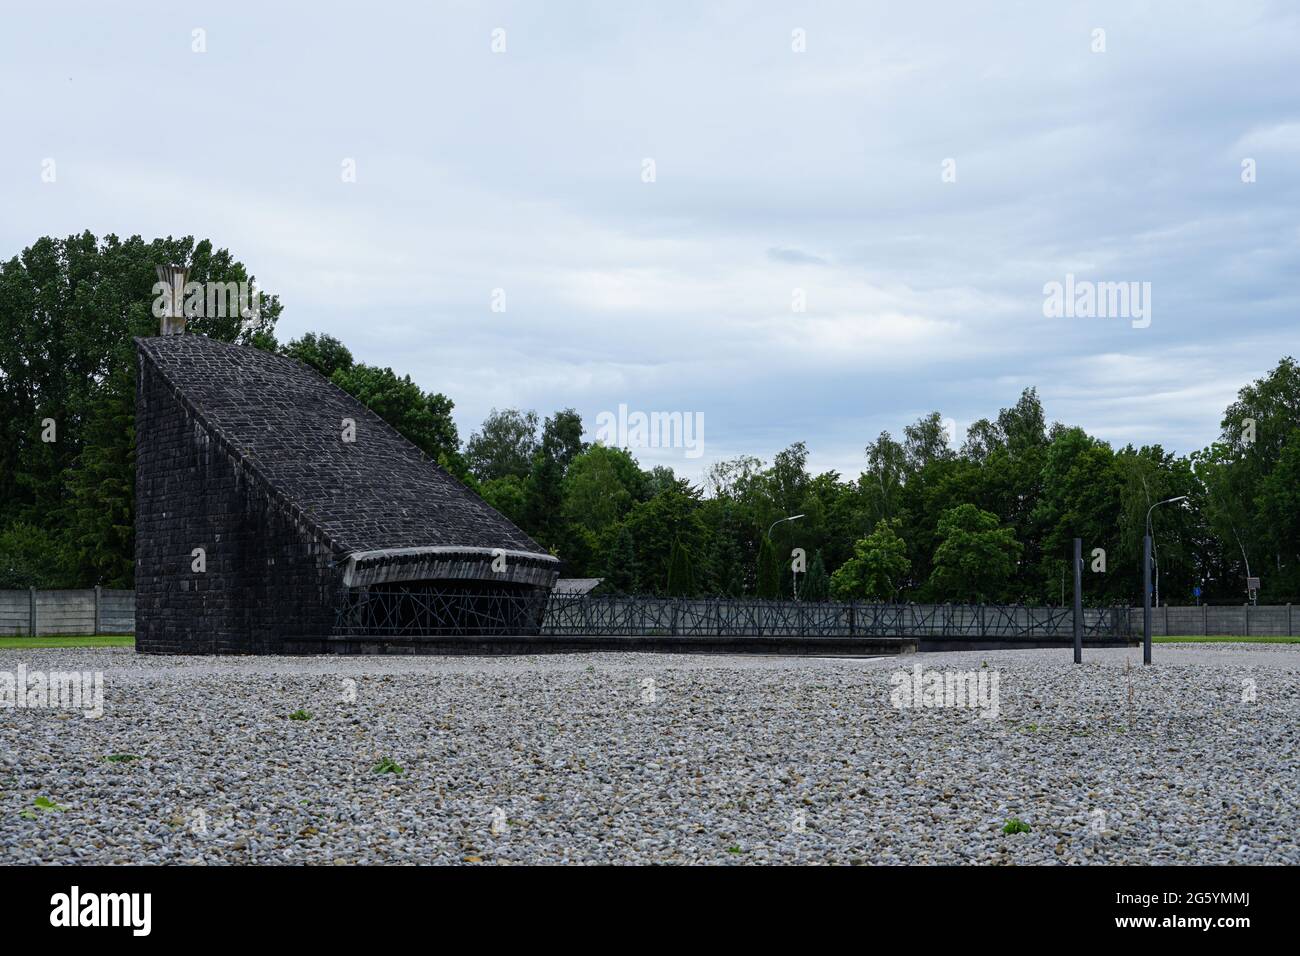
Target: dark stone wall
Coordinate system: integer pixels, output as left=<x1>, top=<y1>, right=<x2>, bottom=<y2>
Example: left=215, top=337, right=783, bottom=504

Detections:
left=135, top=355, right=344, bottom=654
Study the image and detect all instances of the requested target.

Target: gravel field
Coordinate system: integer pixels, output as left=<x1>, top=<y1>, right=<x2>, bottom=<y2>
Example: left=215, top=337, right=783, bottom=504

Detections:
left=2, top=644, right=1296, bottom=865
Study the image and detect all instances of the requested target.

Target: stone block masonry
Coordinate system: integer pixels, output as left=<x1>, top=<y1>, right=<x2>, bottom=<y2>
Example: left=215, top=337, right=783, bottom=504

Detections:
left=133, top=334, right=557, bottom=654
left=134, top=350, right=341, bottom=653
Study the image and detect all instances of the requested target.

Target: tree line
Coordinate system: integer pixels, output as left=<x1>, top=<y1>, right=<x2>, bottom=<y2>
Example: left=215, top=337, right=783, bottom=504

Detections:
left=2, top=233, right=1297, bottom=606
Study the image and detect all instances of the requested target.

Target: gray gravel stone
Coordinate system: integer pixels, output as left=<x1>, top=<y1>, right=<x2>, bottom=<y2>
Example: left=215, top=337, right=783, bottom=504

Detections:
left=1, top=644, right=1295, bottom=864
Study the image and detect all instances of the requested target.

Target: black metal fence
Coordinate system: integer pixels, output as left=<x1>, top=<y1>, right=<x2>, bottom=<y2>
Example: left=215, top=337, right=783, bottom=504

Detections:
left=540, top=595, right=1133, bottom=640
left=14, top=589, right=1287, bottom=639
left=333, top=585, right=548, bottom=637
left=332, top=587, right=1134, bottom=639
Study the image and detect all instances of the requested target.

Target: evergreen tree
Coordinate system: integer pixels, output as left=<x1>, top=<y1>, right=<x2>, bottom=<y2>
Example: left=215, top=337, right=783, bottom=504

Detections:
left=665, top=537, right=696, bottom=597
left=802, top=549, right=830, bottom=602
left=0, top=232, right=281, bottom=587
left=0, top=522, right=76, bottom=589
left=523, top=409, right=589, bottom=551
left=622, top=486, right=708, bottom=593
left=756, top=535, right=781, bottom=598
left=61, top=359, right=135, bottom=586
left=602, top=523, right=640, bottom=594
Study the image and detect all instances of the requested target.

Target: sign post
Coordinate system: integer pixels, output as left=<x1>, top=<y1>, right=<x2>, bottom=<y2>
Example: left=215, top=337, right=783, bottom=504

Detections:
left=1072, top=538, right=1083, bottom=664
left=1143, top=535, right=1153, bottom=665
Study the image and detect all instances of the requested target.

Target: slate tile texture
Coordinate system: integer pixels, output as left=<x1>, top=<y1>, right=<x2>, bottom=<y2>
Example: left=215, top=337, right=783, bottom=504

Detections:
left=134, top=334, right=556, bottom=654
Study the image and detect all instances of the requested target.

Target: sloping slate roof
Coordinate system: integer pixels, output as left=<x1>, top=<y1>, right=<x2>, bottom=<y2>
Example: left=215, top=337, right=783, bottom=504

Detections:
left=553, top=578, right=603, bottom=595
left=137, top=334, right=552, bottom=562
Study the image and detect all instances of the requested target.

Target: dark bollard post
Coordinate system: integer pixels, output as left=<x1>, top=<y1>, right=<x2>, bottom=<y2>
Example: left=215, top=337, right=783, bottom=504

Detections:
left=1073, top=538, right=1083, bottom=663
left=1143, top=534, right=1153, bottom=665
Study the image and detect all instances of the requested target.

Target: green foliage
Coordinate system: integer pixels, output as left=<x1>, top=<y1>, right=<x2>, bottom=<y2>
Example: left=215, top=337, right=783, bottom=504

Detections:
left=665, top=537, right=697, bottom=597
left=282, top=332, right=354, bottom=378
left=641, top=465, right=683, bottom=499
left=61, top=359, right=136, bottom=587
left=523, top=408, right=588, bottom=552
left=1034, top=428, right=1121, bottom=595
left=3, top=231, right=1299, bottom=606
left=929, top=504, right=1022, bottom=603
left=1205, top=356, right=1300, bottom=602
left=1002, top=817, right=1032, bottom=835
left=621, top=485, right=708, bottom=595
left=801, top=549, right=830, bottom=602
left=903, top=411, right=956, bottom=471
left=600, top=523, right=640, bottom=594
left=830, top=519, right=911, bottom=601
left=104, top=754, right=140, bottom=762
left=330, top=363, right=459, bottom=464
left=372, top=758, right=404, bottom=775
left=478, top=475, right=529, bottom=529
left=288, top=710, right=312, bottom=721
left=465, top=408, right=539, bottom=482
left=702, top=498, right=750, bottom=597
left=755, top=535, right=781, bottom=598
left=0, top=522, right=76, bottom=589
left=1257, top=431, right=1300, bottom=596
left=562, top=445, right=645, bottom=539
left=0, top=232, right=280, bottom=586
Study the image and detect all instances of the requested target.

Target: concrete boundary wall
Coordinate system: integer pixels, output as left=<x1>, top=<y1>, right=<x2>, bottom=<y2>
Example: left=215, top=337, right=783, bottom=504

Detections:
left=1125, top=604, right=1295, bottom=637
left=0, top=589, right=135, bottom=636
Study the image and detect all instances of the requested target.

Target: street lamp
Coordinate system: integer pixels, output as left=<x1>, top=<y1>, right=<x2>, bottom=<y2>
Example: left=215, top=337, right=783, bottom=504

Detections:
left=1146, top=495, right=1188, bottom=609
left=1142, top=495, right=1187, bottom=666
left=768, top=514, right=805, bottom=600
left=1192, top=458, right=1254, bottom=605
left=767, top=514, right=805, bottom=540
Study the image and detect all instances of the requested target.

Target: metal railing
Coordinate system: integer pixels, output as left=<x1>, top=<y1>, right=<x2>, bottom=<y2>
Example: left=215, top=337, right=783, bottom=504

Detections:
left=333, top=585, right=550, bottom=637
left=2, top=588, right=1171, bottom=641
left=539, top=596, right=1133, bottom=640
left=299, top=587, right=1143, bottom=640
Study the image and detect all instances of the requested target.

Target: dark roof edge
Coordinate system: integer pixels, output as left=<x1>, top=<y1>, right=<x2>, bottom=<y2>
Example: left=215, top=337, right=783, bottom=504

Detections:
left=341, top=546, right=560, bottom=588
left=343, top=546, right=560, bottom=565
left=135, top=336, right=341, bottom=555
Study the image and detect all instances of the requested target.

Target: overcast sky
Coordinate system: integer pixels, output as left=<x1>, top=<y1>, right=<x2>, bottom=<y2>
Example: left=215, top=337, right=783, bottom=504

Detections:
left=3, top=1, right=1298, bottom=482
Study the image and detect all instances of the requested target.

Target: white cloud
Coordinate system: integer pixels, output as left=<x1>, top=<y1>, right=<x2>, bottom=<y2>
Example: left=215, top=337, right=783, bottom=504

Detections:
left=1233, top=122, right=1300, bottom=155
left=2, top=0, right=1298, bottom=485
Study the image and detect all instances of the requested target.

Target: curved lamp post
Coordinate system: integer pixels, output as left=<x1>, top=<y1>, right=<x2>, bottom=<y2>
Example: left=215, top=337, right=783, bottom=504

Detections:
left=1143, top=495, right=1188, bottom=665
left=768, top=514, right=805, bottom=599
left=767, top=514, right=805, bottom=540
left=1146, top=495, right=1188, bottom=608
